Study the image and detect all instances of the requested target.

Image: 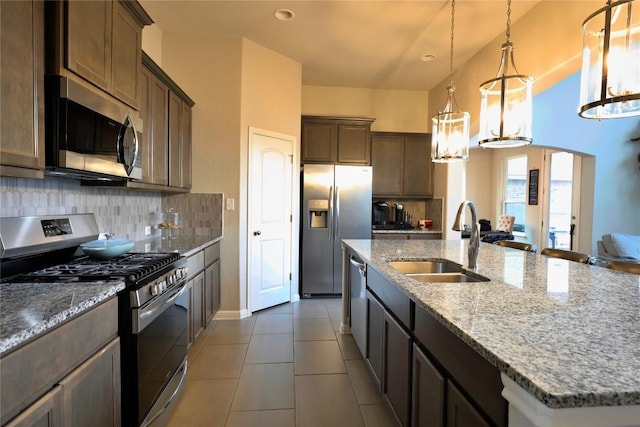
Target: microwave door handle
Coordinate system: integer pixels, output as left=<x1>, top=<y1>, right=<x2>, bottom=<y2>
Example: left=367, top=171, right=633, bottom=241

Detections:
left=118, top=114, right=138, bottom=175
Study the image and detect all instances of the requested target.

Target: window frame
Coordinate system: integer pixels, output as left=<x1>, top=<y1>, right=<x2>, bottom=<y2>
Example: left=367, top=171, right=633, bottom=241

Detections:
left=502, top=155, right=527, bottom=234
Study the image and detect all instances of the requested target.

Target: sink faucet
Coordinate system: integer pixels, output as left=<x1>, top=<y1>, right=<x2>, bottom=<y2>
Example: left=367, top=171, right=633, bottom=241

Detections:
left=452, top=200, right=480, bottom=269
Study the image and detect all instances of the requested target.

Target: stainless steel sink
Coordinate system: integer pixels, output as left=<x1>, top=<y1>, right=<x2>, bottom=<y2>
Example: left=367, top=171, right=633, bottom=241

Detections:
left=408, top=272, right=490, bottom=283
left=387, top=259, right=461, bottom=274
left=387, top=259, right=490, bottom=283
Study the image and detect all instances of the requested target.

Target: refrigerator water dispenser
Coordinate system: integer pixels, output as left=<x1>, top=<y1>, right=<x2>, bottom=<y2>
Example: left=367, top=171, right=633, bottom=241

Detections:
left=308, top=199, right=329, bottom=228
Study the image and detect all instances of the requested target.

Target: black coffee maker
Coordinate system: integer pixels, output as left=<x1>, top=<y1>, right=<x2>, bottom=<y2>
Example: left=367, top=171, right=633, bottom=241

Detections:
left=372, top=201, right=391, bottom=225
left=394, top=203, right=404, bottom=224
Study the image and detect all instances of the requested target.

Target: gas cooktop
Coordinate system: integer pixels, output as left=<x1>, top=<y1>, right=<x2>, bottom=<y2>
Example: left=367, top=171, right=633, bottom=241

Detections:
left=2, top=252, right=181, bottom=284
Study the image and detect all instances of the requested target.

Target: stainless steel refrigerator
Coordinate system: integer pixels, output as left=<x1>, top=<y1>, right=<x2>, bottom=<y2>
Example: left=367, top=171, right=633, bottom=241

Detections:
left=301, top=164, right=372, bottom=296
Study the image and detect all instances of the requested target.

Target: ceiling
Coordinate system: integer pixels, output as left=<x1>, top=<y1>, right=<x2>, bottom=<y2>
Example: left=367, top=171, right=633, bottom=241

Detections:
left=141, top=0, right=541, bottom=91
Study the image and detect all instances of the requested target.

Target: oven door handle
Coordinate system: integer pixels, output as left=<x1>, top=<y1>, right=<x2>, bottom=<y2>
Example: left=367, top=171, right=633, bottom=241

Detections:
left=133, top=282, right=187, bottom=333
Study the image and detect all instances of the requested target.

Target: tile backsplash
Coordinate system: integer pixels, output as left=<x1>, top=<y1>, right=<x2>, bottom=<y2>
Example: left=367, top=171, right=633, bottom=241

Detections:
left=0, top=177, right=223, bottom=241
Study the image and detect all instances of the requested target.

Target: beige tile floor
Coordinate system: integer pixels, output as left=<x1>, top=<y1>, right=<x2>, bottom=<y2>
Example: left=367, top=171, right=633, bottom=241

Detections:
left=167, top=298, right=399, bottom=427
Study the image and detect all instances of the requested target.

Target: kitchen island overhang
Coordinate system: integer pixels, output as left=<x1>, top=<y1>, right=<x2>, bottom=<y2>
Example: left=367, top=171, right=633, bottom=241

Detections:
left=341, top=238, right=640, bottom=427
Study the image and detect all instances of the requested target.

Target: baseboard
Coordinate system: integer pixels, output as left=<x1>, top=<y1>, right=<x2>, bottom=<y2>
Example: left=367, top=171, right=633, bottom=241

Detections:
left=213, top=309, right=251, bottom=319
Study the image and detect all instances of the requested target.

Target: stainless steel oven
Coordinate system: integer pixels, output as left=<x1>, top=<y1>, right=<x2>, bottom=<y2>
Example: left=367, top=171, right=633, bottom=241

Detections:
left=122, top=258, right=189, bottom=427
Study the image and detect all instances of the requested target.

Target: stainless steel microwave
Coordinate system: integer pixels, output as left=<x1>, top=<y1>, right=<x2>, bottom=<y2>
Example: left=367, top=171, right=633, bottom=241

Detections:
left=45, top=76, right=142, bottom=181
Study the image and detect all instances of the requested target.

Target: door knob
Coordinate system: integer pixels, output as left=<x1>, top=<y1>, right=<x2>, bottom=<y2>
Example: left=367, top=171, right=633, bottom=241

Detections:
left=254, top=230, right=262, bottom=236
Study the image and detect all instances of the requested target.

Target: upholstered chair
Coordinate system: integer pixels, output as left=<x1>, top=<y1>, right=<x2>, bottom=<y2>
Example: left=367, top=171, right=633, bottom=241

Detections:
left=496, top=215, right=515, bottom=233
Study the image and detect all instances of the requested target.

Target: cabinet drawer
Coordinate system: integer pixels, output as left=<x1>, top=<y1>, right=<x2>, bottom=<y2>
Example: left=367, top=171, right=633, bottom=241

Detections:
left=367, top=267, right=411, bottom=329
left=413, top=305, right=507, bottom=427
left=187, top=250, right=205, bottom=278
left=204, top=242, right=220, bottom=265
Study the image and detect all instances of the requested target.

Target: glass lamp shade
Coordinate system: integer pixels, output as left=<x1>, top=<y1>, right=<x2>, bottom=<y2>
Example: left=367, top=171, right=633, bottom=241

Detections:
left=579, top=0, right=640, bottom=119
left=431, top=94, right=470, bottom=162
left=478, top=42, right=534, bottom=148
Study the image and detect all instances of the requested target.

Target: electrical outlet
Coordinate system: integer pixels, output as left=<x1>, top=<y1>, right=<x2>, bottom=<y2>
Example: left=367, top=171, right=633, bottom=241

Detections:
left=226, top=198, right=235, bottom=211
left=144, top=225, right=151, bottom=235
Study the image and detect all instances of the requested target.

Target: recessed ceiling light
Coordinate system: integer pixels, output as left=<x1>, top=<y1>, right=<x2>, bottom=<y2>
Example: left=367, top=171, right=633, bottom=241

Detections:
left=421, top=54, right=437, bottom=62
left=274, top=9, right=295, bottom=21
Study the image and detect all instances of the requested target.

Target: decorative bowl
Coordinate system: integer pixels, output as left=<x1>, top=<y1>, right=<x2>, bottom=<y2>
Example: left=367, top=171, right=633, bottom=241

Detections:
left=80, top=238, right=135, bottom=259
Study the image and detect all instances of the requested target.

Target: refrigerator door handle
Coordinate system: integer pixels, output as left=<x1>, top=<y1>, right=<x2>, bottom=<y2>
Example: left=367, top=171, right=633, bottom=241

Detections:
left=328, top=185, right=334, bottom=240
left=335, top=186, right=340, bottom=241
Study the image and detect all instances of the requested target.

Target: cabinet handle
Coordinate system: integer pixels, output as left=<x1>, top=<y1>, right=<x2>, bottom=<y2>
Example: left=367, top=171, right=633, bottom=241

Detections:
left=253, top=230, right=262, bottom=236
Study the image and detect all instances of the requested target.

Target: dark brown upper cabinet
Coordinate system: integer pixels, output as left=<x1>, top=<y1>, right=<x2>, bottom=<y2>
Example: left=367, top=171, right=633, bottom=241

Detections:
left=301, top=116, right=375, bottom=165
left=47, top=0, right=153, bottom=110
left=0, top=0, right=45, bottom=179
left=371, top=132, right=433, bottom=198
left=132, top=52, right=194, bottom=192
left=0, top=1, right=45, bottom=178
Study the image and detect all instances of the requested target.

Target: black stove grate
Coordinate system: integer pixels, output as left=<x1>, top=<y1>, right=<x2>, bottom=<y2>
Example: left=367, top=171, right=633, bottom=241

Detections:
left=1, top=252, right=181, bottom=284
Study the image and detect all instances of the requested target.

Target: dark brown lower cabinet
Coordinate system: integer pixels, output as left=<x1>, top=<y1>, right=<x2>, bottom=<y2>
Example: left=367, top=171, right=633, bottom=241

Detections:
left=447, top=381, right=492, bottom=427
left=412, top=343, right=445, bottom=427
left=191, top=271, right=205, bottom=342
left=4, top=386, right=62, bottom=427
left=383, top=310, right=411, bottom=427
left=365, top=290, right=384, bottom=392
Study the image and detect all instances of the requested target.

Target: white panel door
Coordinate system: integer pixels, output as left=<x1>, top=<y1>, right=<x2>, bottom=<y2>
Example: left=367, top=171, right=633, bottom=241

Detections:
left=249, top=129, right=293, bottom=312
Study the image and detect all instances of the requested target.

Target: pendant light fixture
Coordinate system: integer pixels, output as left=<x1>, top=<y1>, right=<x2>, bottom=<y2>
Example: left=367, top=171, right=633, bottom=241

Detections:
left=579, top=0, right=640, bottom=119
left=431, top=0, right=470, bottom=162
left=478, top=0, right=534, bottom=148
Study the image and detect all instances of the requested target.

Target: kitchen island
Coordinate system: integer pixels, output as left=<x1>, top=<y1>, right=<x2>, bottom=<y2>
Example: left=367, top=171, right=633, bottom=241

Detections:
left=342, top=238, right=640, bottom=427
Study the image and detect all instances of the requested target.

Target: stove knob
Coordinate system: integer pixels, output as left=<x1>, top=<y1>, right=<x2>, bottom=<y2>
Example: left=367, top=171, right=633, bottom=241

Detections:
left=150, top=283, right=160, bottom=296
left=167, top=275, right=174, bottom=286
left=160, top=280, right=167, bottom=293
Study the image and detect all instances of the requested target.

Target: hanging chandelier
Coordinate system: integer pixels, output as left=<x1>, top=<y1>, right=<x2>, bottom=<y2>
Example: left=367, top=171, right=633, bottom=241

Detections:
left=478, top=0, right=534, bottom=148
left=431, top=0, right=470, bottom=162
left=579, top=0, right=640, bottom=119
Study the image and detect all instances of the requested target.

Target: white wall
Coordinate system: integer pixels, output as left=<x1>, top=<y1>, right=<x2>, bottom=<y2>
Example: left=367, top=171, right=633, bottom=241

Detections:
left=302, top=86, right=429, bottom=133
left=159, top=33, right=301, bottom=317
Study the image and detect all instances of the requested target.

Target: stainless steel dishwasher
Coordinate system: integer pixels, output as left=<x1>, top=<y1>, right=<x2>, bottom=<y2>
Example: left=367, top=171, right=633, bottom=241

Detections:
left=349, top=255, right=367, bottom=356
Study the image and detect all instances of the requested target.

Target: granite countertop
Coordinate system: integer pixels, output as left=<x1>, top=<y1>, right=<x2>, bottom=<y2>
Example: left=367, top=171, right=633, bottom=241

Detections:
left=342, top=238, right=640, bottom=409
left=0, top=234, right=222, bottom=356
left=132, top=234, right=222, bottom=257
left=0, top=280, right=125, bottom=355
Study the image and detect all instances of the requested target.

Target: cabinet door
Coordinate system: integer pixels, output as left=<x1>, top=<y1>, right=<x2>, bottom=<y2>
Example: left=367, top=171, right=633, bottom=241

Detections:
left=337, top=124, right=370, bottom=164
left=66, top=1, right=112, bottom=93
left=168, top=91, right=182, bottom=187
left=446, top=381, right=491, bottom=427
left=168, top=93, right=192, bottom=189
left=371, top=135, right=403, bottom=196
left=204, top=259, right=220, bottom=324
left=4, top=386, right=62, bottom=427
left=180, top=101, right=192, bottom=189
left=412, top=344, right=445, bottom=427
left=190, top=272, right=205, bottom=342
left=111, top=0, right=142, bottom=109
left=58, top=338, right=121, bottom=427
left=365, top=290, right=384, bottom=393
left=383, top=310, right=411, bottom=427
left=403, top=135, right=433, bottom=196
left=301, top=121, right=337, bottom=163
left=0, top=0, right=45, bottom=178
left=140, top=66, right=169, bottom=185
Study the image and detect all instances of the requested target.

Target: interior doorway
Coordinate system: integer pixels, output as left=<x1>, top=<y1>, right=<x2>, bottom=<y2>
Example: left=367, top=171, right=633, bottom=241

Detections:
left=541, top=150, right=582, bottom=251
left=247, top=128, right=295, bottom=312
